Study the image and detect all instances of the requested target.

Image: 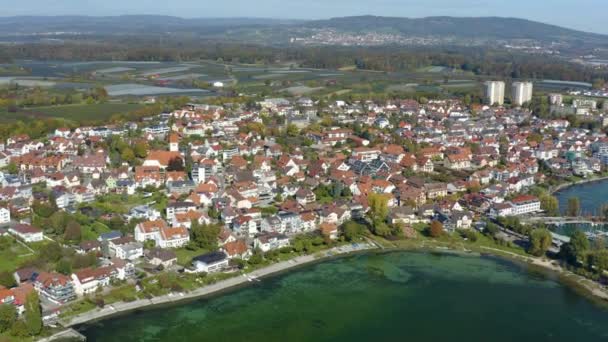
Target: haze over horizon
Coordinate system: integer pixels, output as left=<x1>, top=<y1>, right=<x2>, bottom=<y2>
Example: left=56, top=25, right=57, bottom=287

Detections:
left=1, top=0, right=607, bottom=35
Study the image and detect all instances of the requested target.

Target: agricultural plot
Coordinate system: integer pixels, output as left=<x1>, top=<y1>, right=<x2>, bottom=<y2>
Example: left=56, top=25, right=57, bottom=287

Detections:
left=105, top=84, right=208, bottom=96
left=0, top=103, right=144, bottom=123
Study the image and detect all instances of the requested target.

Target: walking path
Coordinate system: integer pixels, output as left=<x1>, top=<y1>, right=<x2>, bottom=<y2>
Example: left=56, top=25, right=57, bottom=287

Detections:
left=61, top=242, right=375, bottom=327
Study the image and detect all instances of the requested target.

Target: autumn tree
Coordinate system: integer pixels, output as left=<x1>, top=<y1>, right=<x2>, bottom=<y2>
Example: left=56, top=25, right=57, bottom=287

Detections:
left=429, top=221, right=444, bottom=238
left=567, top=197, right=580, bottom=217
left=167, top=156, right=185, bottom=172
left=368, top=194, right=392, bottom=237
left=528, top=228, right=552, bottom=257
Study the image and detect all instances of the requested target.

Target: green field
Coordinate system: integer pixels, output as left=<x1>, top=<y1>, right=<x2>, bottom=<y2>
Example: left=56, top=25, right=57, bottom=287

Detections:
left=0, top=236, right=35, bottom=272
left=0, top=103, right=144, bottom=124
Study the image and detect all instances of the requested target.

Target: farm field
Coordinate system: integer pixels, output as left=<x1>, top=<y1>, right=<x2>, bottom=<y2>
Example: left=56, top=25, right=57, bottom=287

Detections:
left=0, top=103, right=145, bottom=123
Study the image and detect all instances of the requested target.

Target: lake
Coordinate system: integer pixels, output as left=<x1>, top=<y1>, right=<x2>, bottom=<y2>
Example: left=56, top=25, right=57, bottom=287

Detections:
left=555, top=179, right=608, bottom=217
left=78, top=252, right=608, bottom=341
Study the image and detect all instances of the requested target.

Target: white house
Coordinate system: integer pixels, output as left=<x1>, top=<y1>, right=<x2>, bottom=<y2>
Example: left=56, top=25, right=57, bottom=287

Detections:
left=189, top=251, right=229, bottom=273
left=71, top=266, right=115, bottom=296
left=0, top=208, right=10, bottom=225
left=134, top=220, right=190, bottom=249
left=253, top=233, right=290, bottom=252
left=9, top=224, right=43, bottom=243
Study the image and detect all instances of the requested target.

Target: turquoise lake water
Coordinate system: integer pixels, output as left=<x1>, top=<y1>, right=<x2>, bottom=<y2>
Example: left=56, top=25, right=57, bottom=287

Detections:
left=79, top=252, right=608, bottom=342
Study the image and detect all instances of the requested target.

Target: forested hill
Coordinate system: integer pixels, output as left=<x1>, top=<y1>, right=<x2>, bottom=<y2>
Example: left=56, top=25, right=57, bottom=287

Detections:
left=0, top=16, right=299, bottom=35
left=0, top=15, right=605, bottom=45
left=304, top=16, right=606, bottom=42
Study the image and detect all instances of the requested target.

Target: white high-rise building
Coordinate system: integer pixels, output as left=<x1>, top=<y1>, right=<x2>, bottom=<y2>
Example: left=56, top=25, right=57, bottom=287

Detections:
left=485, top=81, right=505, bottom=106
left=512, top=82, right=534, bottom=106
left=549, top=93, right=563, bottom=106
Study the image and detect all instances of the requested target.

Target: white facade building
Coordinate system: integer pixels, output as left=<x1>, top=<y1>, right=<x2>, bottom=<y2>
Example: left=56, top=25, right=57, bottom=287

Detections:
left=485, top=81, right=505, bottom=106
left=512, top=82, right=533, bottom=106
left=0, top=208, right=10, bottom=225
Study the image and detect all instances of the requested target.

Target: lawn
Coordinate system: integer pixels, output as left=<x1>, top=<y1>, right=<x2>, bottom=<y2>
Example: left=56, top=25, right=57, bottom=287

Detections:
left=0, top=103, right=144, bottom=124
left=175, top=247, right=210, bottom=266
left=0, top=236, right=36, bottom=272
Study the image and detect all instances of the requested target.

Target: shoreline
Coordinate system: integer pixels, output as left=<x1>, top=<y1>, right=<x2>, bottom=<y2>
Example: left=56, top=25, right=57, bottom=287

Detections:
left=550, top=175, right=608, bottom=195
left=61, top=240, right=608, bottom=336
left=62, top=242, right=377, bottom=328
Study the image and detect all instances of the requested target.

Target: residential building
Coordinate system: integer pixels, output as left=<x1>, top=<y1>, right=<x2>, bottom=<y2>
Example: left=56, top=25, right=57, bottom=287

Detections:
left=33, top=272, right=76, bottom=304
left=512, top=82, right=533, bottom=106
left=134, top=220, right=190, bottom=249
left=9, top=224, right=43, bottom=243
left=485, top=81, right=505, bottom=106
left=190, top=251, right=229, bottom=273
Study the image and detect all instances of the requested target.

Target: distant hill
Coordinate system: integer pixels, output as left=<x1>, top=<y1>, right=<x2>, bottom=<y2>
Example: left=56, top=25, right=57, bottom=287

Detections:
left=303, top=16, right=607, bottom=43
left=0, top=15, right=605, bottom=46
left=0, top=15, right=300, bottom=35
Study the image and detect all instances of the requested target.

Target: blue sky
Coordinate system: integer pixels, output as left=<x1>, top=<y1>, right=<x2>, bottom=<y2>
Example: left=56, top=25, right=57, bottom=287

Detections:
left=2, top=0, right=608, bottom=34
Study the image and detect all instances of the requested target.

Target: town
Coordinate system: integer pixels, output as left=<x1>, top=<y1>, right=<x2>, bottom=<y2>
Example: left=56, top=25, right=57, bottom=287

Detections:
left=1, top=76, right=608, bottom=338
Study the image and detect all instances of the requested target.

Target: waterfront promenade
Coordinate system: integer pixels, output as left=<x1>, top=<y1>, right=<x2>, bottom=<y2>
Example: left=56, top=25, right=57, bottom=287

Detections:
left=62, top=242, right=376, bottom=327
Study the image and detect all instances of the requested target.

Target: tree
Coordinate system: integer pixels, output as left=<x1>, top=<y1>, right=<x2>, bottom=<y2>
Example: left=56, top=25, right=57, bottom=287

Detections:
left=167, top=156, right=185, bottom=172
left=589, top=250, right=608, bottom=273
left=528, top=228, right=552, bottom=257
left=56, top=259, right=72, bottom=275
left=38, top=242, right=63, bottom=263
left=64, top=220, right=82, bottom=243
left=190, top=222, right=221, bottom=251
left=0, top=272, right=15, bottom=289
left=540, top=195, right=559, bottom=216
left=559, top=230, right=589, bottom=265
left=368, top=193, right=389, bottom=223
left=5, top=162, right=17, bottom=175
left=429, top=221, right=444, bottom=238
left=133, top=142, right=148, bottom=159
left=341, top=221, right=366, bottom=241
left=285, top=124, right=299, bottom=137
left=0, top=304, right=16, bottom=333
left=24, top=291, right=42, bottom=336
left=567, top=197, right=580, bottom=217
left=120, top=148, right=135, bottom=164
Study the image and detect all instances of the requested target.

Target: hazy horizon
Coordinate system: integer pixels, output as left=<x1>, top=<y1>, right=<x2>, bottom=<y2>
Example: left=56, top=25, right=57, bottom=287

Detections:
left=1, top=0, right=607, bottom=35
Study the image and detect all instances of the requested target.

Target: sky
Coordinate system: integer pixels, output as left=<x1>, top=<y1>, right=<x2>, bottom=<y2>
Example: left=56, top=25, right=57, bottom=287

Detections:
left=2, top=0, right=608, bottom=34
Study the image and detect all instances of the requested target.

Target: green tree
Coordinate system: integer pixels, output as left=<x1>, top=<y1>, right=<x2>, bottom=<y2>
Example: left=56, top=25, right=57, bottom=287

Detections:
left=559, top=230, right=590, bottom=265
left=540, top=195, right=559, bottom=216
left=133, top=142, right=148, bottom=159
left=589, top=250, right=608, bottom=273
left=5, top=162, right=18, bottom=175
left=38, top=242, right=63, bottom=263
left=190, top=222, right=221, bottom=251
left=285, top=124, right=299, bottom=137
left=528, top=228, right=552, bottom=257
left=24, top=291, right=42, bottom=336
left=0, top=272, right=16, bottom=288
left=64, top=220, right=82, bottom=243
left=56, top=259, right=73, bottom=275
left=567, top=197, right=580, bottom=217
left=120, top=148, right=135, bottom=163
left=9, top=320, right=28, bottom=338
left=0, top=304, right=16, bottom=333
left=368, top=193, right=389, bottom=223
left=341, top=221, right=366, bottom=241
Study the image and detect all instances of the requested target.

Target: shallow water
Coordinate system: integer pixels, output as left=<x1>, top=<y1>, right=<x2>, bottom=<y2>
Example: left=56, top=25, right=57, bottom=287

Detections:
left=79, top=252, right=608, bottom=342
